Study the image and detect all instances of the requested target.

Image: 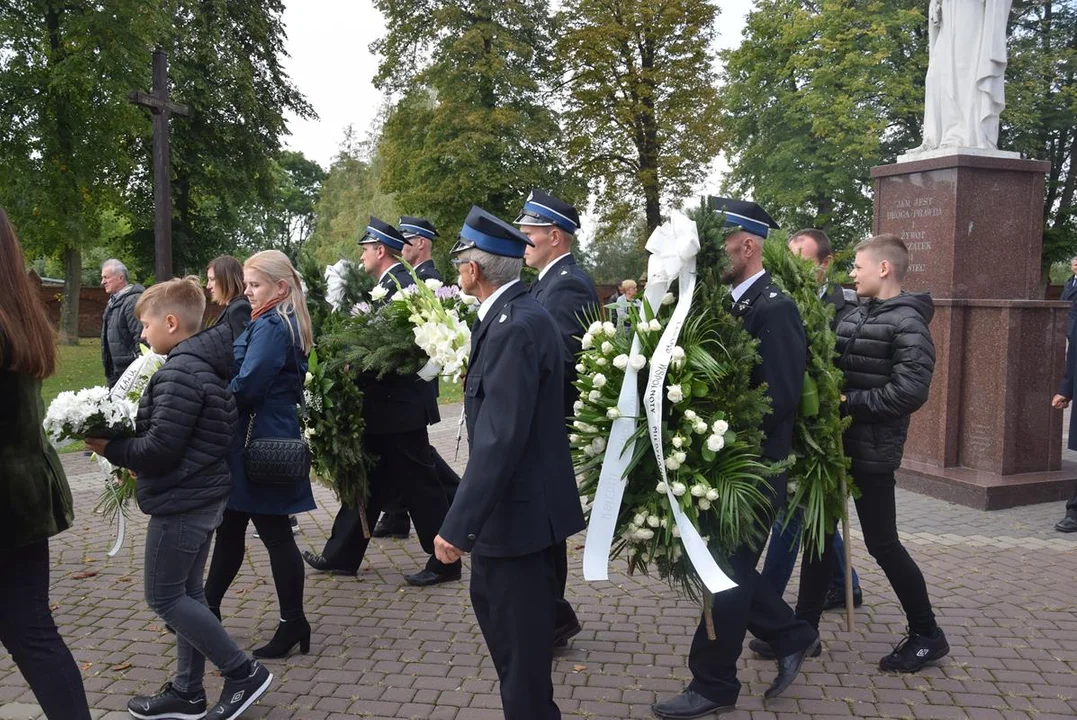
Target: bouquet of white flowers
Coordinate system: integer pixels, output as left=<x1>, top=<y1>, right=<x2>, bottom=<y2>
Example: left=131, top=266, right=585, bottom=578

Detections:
left=392, top=273, right=478, bottom=382
left=43, top=386, right=137, bottom=447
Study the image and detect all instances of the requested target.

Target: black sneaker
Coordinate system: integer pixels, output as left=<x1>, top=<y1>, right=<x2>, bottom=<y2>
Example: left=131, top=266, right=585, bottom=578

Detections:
left=206, top=661, right=272, bottom=719
left=879, top=627, right=949, bottom=672
left=128, top=682, right=207, bottom=719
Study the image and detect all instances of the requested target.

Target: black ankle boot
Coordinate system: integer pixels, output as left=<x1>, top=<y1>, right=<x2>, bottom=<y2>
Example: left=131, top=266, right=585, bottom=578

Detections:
left=253, top=617, right=311, bottom=659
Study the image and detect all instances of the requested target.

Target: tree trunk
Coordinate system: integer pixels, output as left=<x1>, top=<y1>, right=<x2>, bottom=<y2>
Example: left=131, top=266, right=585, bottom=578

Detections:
left=59, top=246, right=82, bottom=346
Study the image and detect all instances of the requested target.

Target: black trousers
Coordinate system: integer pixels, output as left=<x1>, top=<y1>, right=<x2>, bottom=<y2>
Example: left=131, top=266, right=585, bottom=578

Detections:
left=688, top=473, right=817, bottom=706
left=0, top=541, right=91, bottom=720
left=471, top=547, right=561, bottom=720
left=552, top=539, right=578, bottom=631
left=1066, top=482, right=1077, bottom=518
left=321, top=429, right=458, bottom=575
left=382, top=447, right=460, bottom=515
left=205, top=510, right=306, bottom=621
left=796, top=470, right=937, bottom=634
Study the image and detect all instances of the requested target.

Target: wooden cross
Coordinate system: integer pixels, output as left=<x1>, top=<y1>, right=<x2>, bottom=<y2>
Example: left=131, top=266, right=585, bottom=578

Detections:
left=130, top=48, right=189, bottom=281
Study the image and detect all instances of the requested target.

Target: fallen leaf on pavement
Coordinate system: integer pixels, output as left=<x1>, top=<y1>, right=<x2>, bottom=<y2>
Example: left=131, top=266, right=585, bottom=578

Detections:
left=71, top=571, right=98, bottom=579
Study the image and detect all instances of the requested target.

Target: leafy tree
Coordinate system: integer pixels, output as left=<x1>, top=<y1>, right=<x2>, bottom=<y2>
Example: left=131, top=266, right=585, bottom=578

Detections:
left=0, top=1, right=164, bottom=343
left=579, top=214, right=649, bottom=286
left=241, top=150, right=326, bottom=260
left=371, top=0, right=578, bottom=272
left=718, top=0, right=926, bottom=249
left=555, top=0, right=723, bottom=235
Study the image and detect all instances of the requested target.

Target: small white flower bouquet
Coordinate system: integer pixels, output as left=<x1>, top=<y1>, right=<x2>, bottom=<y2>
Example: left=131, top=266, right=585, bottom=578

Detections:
left=394, top=272, right=478, bottom=382
left=43, top=386, right=137, bottom=447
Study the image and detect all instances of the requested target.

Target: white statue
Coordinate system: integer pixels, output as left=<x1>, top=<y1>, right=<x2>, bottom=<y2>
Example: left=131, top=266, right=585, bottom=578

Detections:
left=917, top=0, right=1013, bottom=152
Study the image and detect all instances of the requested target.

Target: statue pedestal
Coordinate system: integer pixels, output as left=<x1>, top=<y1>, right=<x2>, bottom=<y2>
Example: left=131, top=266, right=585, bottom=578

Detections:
left=871, top=153, right=1077, bottom=509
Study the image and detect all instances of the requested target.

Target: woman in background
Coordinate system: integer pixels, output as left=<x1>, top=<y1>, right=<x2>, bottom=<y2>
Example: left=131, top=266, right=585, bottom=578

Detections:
left=206, top=255, right=252, bottom=341
left=0, top=208, right=91, bottom=719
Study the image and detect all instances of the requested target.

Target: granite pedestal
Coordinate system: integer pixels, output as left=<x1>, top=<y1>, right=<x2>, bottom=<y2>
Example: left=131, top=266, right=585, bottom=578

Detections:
left=871, top=152, right=1077, bottom=509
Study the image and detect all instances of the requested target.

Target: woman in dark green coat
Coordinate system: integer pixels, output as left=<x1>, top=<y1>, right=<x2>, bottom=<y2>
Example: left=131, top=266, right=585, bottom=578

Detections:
left=0, top=208, right=91, bottom=719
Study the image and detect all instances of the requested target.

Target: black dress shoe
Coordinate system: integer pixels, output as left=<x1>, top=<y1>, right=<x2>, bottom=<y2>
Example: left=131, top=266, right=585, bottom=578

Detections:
left=652, top=689, right=735, bottom=718
left=553, top=620, right=582, bottom=648
left=372, top=512, right=411, bottom=539
left=764, top=638, right=820, bottom=699
left=823, top=585, right=863, bottom=611
left=302, top=550, right=357, bottom=576
left=1055, top=515, right=1077, bottom=533
left=749, top=637, right=822, bottom=661
left=404, top=567, right=462, bottom=587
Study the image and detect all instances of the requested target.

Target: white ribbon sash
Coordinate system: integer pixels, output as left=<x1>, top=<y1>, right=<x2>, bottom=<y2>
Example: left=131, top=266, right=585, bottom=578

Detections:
left=583, top=212, right=736, bottom=593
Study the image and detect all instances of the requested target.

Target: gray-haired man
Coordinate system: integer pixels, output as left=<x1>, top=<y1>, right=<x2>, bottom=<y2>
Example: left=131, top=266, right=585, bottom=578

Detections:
left=100, top=259, right=145, bottom=387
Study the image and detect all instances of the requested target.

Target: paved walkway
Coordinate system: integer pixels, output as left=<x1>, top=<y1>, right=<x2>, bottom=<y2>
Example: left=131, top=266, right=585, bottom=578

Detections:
left=2, top=404, right=1076, bottom=719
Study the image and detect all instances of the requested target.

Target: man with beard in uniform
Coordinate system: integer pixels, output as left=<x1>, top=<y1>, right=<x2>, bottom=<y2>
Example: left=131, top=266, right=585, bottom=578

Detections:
left=370, top=216, right=464, bottom=573
left=515, top=189, right=599, bottom=649
left=302, top=217, right=461, bottom=586
left=435, top=206, right=584, bottom=719
left=652, top=199, right=819, bottom=719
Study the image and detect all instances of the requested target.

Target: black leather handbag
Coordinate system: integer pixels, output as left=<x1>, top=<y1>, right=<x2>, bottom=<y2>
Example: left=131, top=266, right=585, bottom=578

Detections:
left=243, top=343, right=311, bottom=487
left=243, top=415, right=311, bottom=487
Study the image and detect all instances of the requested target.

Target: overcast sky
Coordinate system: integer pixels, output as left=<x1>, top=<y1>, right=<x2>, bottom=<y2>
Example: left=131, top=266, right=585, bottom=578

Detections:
left=279, top=0, right=755, bottom=187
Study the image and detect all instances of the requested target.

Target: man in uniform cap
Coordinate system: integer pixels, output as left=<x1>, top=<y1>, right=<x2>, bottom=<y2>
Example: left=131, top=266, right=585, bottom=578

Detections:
left=653, top=198, right=819, bottom=718
left=515, top=189, right=598, bottom=648
left=369, top=216, right=461, bottom=548
left=435, top=206, right=584, bottom=720
left=302, top=217, right=461, bottom=587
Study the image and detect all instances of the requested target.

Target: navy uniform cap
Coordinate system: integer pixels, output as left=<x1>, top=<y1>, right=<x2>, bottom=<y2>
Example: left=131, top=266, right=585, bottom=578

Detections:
left=708, top=197, right=780, bottom=239
left=398, top=216, right=439, bottom=241
left=513, top=189, right=580, bottom=235
left=452, top=206, right=534, bottom=259
left=358, top=216, right=410, bottom=251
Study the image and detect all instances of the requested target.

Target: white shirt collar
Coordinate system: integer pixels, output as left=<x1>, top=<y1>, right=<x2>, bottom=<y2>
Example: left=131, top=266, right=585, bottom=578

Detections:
left=730, top=269, right=766, bottom=302
left=538, top=253, right=572, bottom=281
left=819, top=283, right=828, bottom=300
left=378, top=262, right=403, bottom=285
left=478, top=279, right=521, bottom=321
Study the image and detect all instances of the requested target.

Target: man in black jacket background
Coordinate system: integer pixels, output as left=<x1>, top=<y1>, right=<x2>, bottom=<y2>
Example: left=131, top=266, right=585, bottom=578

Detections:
left=304, top=218, right=460, bottom=585
left=100, top=259, right=145, bottom=387
left=794, top=233, right=948, bottom=674
left=653, top=199, right=820, bottom=719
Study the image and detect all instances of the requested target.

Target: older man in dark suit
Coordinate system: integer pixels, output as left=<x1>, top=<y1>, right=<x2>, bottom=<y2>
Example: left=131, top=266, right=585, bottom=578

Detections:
left=515, top=189, right=598, bottom=647
left=303, top=218, right=460, bottom=585
left=435, top=206, right=584, bottom=720
left=653, top=199, right=820, bottom=719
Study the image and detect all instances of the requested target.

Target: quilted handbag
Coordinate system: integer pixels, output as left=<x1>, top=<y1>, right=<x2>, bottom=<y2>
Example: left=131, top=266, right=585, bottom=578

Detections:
left=243, top=413, right=311, bottom=488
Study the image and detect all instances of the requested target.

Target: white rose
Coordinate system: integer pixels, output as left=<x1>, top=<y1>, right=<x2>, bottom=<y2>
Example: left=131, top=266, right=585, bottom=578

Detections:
left=424, top=278, right=444, bottom=291
left=649, top=318, right=662, bottom=331
left=596, top=357, right=607, bottom=366
left=672, top=524, right=682, bottom=538
left=712, top=419, right=730, bottom=435
left=607, top=407, right=621, bottom=419
left=589, top=321, right=603, bottom=334
left=671, top=482, right=686, bottom=497
left=655, top=481, right=669, bottom=493
left=684, top=409, right=697, bottom=421
left=693, top=420, right=709, bottom=435
left=589, top=390, right=602, bottom=402
left=573, top=400, right=584, bottom=413
left=698, top=498, right=712, bottom=511
left=672, top=346, right=685, bottom=361
left=672, top=435, right=685, bottom=449
left=674, top=451, right=687, bottom=463
left=590, top=437, right=606, bottom=454
left=602, top=321, right=617, bottom=336
left=637, top=528, right=655, bottom=541
left=593, top=373, right=607, bottom=388
left=662, top=292, right=675, bottom=306
left=633, top=513, right=646, bottom=526
left=667, top=384, right=684, bottom=404
left=613, top=354, right=629, bottom=369
left=460, top=293, right=479, bottom=306
left=647, top=515, right=661, bottom=528
left=581, top=333, right=594, bottom=350
left=707, top=434, right=726, bottom=452
left=691, top=484, right=706, bottom=497
left=705, top=488, right=720, bottom=501
left=370, top=285, right=388, bottom=301
left=629, top=354, right=647, bottom=371
left=576, top=363, right=586, bottom=373
left=569, top=434, right=579, bottom=443
left=664, top=455, right=682, bottom=471
left=584, top=444, right=597, bottom=457
left=573, top=420, right=587, bottom=430
left=601, top=341, right=614, bottom=354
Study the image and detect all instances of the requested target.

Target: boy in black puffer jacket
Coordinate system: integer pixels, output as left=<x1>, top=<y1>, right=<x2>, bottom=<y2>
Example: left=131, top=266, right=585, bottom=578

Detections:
left=85, top=277, right=273, bottom=720
left=794, top=234, right=948, bottom=674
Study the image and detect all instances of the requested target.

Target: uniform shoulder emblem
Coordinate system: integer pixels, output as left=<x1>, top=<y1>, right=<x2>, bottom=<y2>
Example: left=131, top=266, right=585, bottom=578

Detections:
left=499, top=313, right=507, bottom=323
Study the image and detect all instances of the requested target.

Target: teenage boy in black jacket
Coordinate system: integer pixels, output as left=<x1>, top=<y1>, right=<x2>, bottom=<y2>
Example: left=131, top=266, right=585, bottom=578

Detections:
left=86, top=277, right=272, bottom=720
left=794, top=234, right=948, bottom=673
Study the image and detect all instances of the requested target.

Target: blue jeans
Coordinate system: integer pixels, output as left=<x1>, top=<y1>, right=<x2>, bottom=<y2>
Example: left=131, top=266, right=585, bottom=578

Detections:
left=144, top=501, right=248, bottom=694
left=760, top=508, right=859, bottom=597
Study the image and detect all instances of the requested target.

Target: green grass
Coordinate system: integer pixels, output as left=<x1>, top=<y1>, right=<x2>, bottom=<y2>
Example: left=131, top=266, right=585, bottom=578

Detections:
left=438, top=377, right=464, bottom=405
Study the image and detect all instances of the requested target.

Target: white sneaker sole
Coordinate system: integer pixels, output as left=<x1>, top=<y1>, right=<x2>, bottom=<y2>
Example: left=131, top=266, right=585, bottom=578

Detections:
left=216, top=671, right=273, bottom=720
left=128, top=709, right=206, bottom=720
